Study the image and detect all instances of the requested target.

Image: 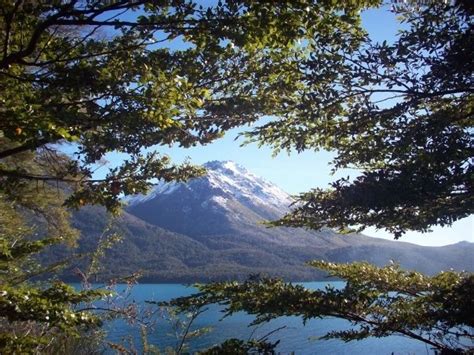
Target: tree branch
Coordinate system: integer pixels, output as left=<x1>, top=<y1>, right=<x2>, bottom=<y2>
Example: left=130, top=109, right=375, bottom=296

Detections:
left=0, top=138, right=49, bottom=159
left=0, top=6, right=70, bottom=69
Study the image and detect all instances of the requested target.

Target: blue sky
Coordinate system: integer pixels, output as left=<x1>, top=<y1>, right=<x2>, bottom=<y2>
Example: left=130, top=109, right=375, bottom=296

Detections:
left=90, top=4, right=473, bottom=247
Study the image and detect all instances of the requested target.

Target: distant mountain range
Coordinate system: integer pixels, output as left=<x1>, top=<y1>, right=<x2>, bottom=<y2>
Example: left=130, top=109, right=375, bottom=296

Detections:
left=48, top=161, right=473, bottom=282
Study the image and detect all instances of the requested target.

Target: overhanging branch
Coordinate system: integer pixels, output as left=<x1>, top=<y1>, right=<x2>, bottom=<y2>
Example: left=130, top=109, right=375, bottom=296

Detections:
left=0, top=138, right=49, bottom=160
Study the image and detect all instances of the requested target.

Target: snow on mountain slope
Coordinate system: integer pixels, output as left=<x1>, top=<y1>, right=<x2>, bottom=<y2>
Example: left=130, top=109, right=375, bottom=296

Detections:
left=126, top=160, right=294, bottom=212
left=125, top=160, right=299, bottom=238
left=203, top=161, right=294, bottom=210
left=125, top=180, right=180, bottom=205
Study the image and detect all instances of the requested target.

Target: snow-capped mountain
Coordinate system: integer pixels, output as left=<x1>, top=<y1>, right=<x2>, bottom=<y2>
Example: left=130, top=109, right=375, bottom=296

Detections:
left=202, top=161, right=294, bottom=211
left=127, top=160, right=294, bottom=214
left=126, top=161, right=297, bottom=237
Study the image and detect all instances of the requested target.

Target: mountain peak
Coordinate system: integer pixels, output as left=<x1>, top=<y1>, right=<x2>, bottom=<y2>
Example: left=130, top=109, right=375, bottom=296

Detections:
left=126, top=160, right=293, bottom=216
left=202, top=160, right=293, bottom=212
left=204, top=160, right=247, bottom=175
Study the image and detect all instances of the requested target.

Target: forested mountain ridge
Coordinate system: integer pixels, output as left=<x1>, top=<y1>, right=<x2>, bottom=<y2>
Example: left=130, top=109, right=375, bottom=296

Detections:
left=47, top=161, right=473, bottom=282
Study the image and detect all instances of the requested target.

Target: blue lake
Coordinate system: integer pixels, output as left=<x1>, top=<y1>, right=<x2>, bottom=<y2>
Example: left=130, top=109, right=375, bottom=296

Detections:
left=84, top=282, right=434, bottom=354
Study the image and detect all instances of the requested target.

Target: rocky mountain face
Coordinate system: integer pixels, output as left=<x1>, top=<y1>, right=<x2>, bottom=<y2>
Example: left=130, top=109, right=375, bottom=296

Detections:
left=54, top=161, right=473, bottom=282
left=126, top=161, right=293, bottom=236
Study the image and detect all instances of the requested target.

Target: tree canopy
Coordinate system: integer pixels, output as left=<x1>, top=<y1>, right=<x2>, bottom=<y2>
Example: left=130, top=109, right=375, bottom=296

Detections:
left=3, top=0, right=468, bottom=236
left=0, top=0, right=377, bottom=212
left=249, top=0, right=473, bottom=237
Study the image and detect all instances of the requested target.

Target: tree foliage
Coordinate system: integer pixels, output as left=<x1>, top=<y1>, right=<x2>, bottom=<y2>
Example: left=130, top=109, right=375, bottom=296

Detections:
left=0, top=0, right=376, bottom=212
left=166, top=2, right=474, bottom=354
left=0, top=146, right=110, bottom=353
left=170, top=261, right=474, bottom=354
left=0, top=0, right=380, bottom=352
left=247, top=0, right=474, bottom=237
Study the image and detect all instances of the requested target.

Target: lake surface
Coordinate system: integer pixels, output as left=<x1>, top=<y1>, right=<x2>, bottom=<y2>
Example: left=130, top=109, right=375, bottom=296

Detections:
left=84, top=282, right=434, bottom=354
